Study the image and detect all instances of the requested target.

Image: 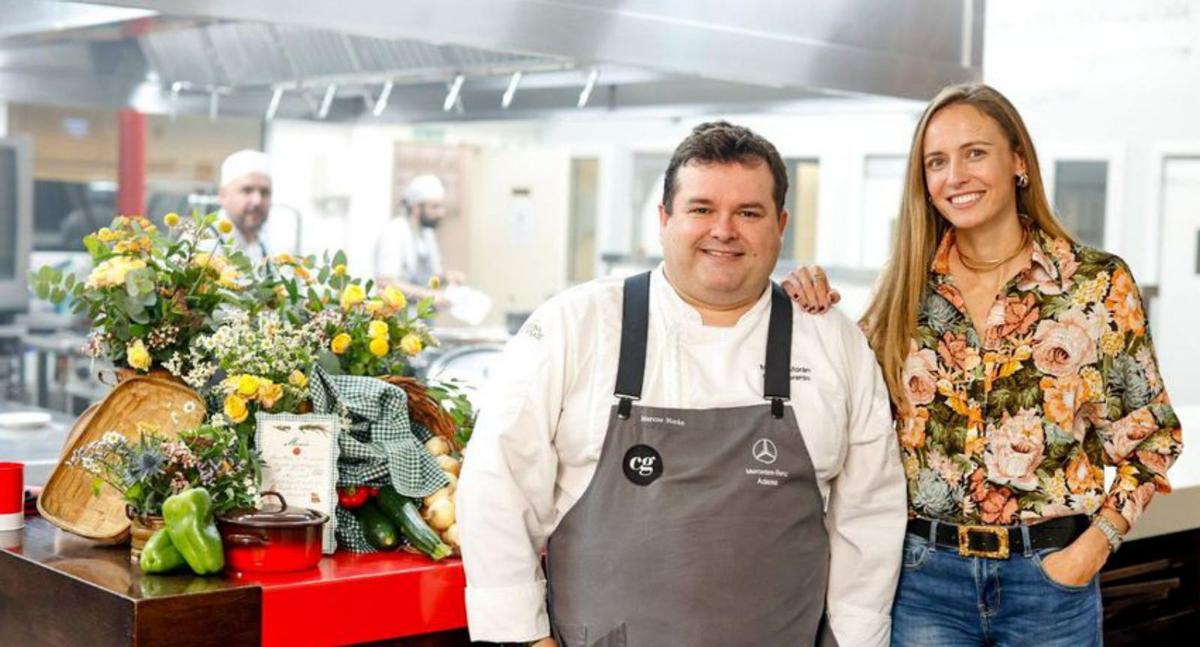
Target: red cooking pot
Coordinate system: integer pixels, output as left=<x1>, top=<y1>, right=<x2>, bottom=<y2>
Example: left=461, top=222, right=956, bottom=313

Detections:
left=217, top=491, right=329, bottom=573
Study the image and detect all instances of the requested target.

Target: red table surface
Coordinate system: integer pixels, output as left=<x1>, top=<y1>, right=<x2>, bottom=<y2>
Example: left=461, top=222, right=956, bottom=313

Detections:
left=227, top=550, right=467, bottom=647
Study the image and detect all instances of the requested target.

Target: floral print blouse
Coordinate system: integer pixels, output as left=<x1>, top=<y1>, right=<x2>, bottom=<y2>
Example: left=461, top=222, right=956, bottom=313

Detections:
left=900, top=228, right=1182, bottom=528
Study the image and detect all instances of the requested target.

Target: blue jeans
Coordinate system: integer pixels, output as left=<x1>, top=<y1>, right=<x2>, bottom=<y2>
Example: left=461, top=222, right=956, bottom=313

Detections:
left=892, top=530, right=1103, bottom=646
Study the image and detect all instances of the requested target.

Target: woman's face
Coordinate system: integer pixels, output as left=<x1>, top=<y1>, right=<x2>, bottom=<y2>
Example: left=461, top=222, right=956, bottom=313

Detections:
left=922, top=103, right=1026, bottom=232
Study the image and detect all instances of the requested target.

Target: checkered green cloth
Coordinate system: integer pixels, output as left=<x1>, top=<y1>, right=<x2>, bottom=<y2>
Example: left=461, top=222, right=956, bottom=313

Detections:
left=308, top=367, right=449, bottom=552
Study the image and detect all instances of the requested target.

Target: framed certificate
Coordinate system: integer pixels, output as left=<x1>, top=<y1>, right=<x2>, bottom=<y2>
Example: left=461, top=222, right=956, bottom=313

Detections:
left=255, top=413, right=341, bottom=553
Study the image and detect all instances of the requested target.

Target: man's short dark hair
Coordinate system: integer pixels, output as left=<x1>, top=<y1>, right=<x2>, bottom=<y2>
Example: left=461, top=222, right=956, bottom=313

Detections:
left=662, top=121, right=788, bottom=215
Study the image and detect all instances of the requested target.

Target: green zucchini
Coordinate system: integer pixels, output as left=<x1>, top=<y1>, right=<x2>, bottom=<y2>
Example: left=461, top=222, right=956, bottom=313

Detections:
left=357, top=501, right=399, bottom=550
left=377, top=485, right=452, bottom=561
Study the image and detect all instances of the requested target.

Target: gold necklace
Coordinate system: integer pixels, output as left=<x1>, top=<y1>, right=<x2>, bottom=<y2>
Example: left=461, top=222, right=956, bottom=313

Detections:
left=956, top=227, right=1030, bottom=272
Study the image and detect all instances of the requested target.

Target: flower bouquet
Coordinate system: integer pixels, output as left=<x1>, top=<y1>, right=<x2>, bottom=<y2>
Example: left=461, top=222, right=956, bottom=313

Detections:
left=31, top=212, right=253, bottom=377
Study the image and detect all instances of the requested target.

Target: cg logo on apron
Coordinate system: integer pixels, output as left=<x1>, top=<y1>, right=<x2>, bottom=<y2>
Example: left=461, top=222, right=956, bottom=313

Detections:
left=622, top=444, right=663, bottom=486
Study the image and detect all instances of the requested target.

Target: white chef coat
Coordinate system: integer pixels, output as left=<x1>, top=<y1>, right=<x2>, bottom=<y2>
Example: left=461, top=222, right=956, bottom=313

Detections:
left=217, top=209, right=269, bottom=266
left=457, top=266, right=906, bottom=645
left=374, top=217, right=443, bottom=286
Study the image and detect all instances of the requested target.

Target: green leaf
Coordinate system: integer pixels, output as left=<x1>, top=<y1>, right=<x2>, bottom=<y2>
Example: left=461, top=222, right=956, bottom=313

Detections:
left=332, top=250, right=348, bottom=268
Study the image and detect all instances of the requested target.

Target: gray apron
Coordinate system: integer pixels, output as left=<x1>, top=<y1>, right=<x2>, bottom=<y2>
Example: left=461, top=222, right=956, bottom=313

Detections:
left=546, top=272, right=838, bottom=647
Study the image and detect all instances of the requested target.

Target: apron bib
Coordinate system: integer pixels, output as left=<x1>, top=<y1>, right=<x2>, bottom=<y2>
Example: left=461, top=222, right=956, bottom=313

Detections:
left=546, top=272, right=838, bottom=646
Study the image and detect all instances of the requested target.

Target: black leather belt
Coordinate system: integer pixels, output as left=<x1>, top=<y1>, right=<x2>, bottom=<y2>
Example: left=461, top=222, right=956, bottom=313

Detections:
left=907, top=515, right=1090, bottom=559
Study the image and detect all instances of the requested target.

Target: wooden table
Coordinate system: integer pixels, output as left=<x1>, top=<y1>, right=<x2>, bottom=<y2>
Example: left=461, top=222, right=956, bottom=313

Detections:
left=1, top=517, right=471, bottom=646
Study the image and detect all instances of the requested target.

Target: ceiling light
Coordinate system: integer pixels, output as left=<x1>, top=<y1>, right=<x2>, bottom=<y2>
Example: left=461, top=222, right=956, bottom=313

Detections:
left=443, top=74, right=464, bottom=112
left=265, top=86, right=284, bottom=121
left=501, top=71, right=522, bottom=109
left=372, top=80, right=394, bottom=117
left=318, top=84, right=338, bottom=120
left=577, top=68, right=599, bottom=108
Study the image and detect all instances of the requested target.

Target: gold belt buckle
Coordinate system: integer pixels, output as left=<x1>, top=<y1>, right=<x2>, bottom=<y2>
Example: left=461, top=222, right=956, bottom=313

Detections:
left=957, top=524, right=1010, bottom=559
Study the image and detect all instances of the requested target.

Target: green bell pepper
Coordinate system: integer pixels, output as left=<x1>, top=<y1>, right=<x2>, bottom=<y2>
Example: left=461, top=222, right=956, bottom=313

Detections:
left=162, top=487, right=225, bottom=575
left=139, top=528, right=187, bottom=574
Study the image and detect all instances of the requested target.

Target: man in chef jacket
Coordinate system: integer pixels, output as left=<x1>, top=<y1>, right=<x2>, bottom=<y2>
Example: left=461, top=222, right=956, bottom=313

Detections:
left=217, top=149, right=273, bottom=265
left=457, top=121, right=906, bottom=647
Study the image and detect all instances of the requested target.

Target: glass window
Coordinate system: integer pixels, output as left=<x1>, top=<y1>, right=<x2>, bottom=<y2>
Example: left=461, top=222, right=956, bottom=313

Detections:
left=568, top=158, right=599, bottom=283
left=1053, top=160, right=1108, bottom=247
left=782, top=159, right=819, bottom=263
left=861, top=155, right=906, bottom=268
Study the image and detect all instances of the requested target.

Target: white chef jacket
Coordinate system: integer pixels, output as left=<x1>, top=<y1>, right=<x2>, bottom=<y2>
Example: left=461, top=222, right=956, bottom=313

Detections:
left=374, top=217, right=443, bottom=286
left=457, top=266, right=906, bottom=645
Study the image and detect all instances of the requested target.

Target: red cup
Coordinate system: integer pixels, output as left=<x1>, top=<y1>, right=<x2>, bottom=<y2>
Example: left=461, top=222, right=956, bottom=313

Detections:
left=0, top=462, right=24, bottom=531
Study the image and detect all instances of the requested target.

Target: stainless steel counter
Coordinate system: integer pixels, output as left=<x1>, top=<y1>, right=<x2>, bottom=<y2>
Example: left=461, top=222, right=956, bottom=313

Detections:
left=0, top=401, right=73, bottom=486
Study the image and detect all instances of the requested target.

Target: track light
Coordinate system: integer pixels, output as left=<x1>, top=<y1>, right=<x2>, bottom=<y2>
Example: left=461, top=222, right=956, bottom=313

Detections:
left=577, top=68, right=599, bottom=108
left=372, top=80, right=394, bottom=117
left=265, top=86, right=284, bottom=120
left=501, top=71, right=522, bottom=109
left=443, top=74, right=464, bottom=112
left=318, top=84, right=337, bottom=120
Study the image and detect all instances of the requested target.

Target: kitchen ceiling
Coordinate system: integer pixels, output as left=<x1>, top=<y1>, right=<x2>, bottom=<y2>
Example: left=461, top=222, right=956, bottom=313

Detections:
left=0, top=0, right=984, bottom=121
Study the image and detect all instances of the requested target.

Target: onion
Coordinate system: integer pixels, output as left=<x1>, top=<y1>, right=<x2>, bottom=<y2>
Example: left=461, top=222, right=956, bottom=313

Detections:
left=436, top=454, right=461, bottom=476
left=425, top=437, right=451, bottom=457
left=425, top=498, right=455, bottom=532
left=423, top=486, right=453, bottom=508
left=441, top=524, right=460, bottom=548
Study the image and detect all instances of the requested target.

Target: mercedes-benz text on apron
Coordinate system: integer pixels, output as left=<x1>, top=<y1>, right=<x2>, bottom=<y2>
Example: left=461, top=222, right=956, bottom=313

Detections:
left=546, top=272, right=838, bottom=647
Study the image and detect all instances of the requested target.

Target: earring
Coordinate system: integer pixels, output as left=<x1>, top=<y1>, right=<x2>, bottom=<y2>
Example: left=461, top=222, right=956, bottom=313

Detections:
left=1016, top=172, right=1030, bottom=189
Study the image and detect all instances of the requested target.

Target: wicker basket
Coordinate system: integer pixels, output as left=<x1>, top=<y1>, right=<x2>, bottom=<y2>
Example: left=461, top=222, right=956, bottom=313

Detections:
left=379, top=375, right=461, bottom=452
left=37, top=370, right=206, bottom=543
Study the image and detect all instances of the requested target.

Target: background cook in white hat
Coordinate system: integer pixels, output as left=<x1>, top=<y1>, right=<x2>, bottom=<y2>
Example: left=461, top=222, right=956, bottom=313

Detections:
left=218, top=149, right=273, bottom=265
left=375, top=174, right=466, bottom=303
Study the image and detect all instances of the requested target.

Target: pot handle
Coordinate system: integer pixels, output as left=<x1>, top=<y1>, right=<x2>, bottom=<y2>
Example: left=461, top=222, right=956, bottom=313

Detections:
left=224, top=533, right=270, bottom=547
left=260, top=491, right=288, bottom=512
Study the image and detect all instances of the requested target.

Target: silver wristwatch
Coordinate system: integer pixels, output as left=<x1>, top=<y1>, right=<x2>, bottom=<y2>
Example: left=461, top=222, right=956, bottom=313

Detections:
left=1092, top=515, right=1124, bottom=553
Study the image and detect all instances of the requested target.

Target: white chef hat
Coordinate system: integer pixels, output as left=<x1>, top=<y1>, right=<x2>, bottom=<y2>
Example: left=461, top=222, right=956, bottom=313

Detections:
left=220, top=149, right=272, bottom=187
left=403, top=174, right=446, bottom=204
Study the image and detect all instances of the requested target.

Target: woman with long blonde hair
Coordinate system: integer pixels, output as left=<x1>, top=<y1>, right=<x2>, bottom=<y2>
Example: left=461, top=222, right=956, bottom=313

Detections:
left=786, top=83, right=1182, bottom=645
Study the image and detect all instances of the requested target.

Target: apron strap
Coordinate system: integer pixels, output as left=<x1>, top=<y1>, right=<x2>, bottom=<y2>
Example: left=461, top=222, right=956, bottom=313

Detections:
left=614, top=271, right=652, bottom=419
left=614, top=273, right=793, bottom=420
left=764, top=283, right=793, bottom=419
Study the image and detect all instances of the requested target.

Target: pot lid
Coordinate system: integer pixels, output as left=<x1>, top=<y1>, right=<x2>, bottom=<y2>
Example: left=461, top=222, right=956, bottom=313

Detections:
left=218, top=491, right=328, bottom=527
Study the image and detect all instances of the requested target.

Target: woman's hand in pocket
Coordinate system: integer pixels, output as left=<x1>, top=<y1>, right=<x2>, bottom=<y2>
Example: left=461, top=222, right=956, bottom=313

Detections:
left=1041, top=527, right=1111, bottom=587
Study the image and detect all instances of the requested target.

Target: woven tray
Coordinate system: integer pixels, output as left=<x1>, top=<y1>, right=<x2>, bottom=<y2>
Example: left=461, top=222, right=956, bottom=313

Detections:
left=37, top=371, right=206, bottom=543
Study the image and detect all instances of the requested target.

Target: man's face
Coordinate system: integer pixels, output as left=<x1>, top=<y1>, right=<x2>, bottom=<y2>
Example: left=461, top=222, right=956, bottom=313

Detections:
left=659, top=160, right=787, bottom=308
left=218, top=172, right=272, bottom=237
left=412, top=199, right=447, bottom=229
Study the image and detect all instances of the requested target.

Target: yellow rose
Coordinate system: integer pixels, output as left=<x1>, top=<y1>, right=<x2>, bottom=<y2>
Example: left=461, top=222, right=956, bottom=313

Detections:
left=331, top=332, right=352, bottom=355
left=369, top=336, right=390, bottom=357
left=218, top=267, right=241, bottom=289
left=126, top=339, right=151, bottom=371
left=340, top=284, right=365, bottom=310
left=400, top=333, right=423, bottom=356
left=224, top=394, right=249, bottom=423
left=217, top=219, right=234, bottom=235
left=382, top=285, right=407, bottom=310
left=368, top=320, right=389, bottom=339
left=163, top=213, right=181, bottom=227
left=365, top=299, right=384, bottom=315
left=236, top=374, right=261, bottom=398
left=333, top=264, right=347, bottom=277
left=288, top=370, right=309, bottom=388
left=258, top=382, right=284, bottom=409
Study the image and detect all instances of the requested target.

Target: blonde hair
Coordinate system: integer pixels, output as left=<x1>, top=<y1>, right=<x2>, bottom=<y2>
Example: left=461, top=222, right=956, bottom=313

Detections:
left=861, top=83, right=1074, bottom=411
